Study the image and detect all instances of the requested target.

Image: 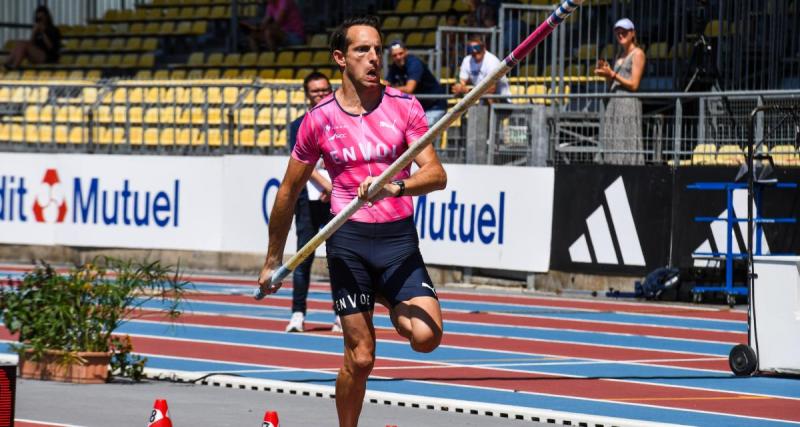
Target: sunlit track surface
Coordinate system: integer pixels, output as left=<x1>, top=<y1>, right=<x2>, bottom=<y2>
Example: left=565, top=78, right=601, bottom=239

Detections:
left=2, top=267, right=799, bottom=426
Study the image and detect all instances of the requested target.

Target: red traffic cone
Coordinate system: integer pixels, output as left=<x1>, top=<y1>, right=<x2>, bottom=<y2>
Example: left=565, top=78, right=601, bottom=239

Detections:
left=148, top=399, right=173, bottom=427
left=261, top=410, right=279, bottom=427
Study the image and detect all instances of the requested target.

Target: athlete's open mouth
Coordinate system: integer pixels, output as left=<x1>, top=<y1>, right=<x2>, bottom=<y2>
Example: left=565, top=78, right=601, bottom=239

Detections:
left=365, top=69, right=378, bottom=80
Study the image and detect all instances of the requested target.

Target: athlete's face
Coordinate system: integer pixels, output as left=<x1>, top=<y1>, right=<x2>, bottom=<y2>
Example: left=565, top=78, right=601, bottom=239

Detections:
left=341, top=25, right=383, bottom=88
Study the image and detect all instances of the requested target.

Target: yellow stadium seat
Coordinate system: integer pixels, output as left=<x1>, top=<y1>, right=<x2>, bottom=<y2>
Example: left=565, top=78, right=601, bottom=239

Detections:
left=206, top=52, right=224, bottom=67
left=691, top=143, right=717, bottom=165
left=144, top=22, right=160, bottom=34
left=235, top=107, right=256, bottom=124
left=204, top=68, right=221, bottom=79
left=257, top=127, right=287, bottom=147
left=222, top=69, right=240, bottom=79
left=86, top=70, right=102, bottom=80
left=138, top=54, right=155, bottom=68
left=128, top=127, right=144, bottom=145
left=135, top=70, right=153, bottom=79
left=295, top=51, right=312, bottom=66
left=191, top=21, right=208, bottom=35
left=415, top=0, right=432, bottom=12
left=159, top=22, right=176, bottom=35
left=385, top=33, right=403, bottom=44
left=705, top=20, right=735, bottom=37
left=423, top=31, right=436, bottom=46
left=130, top=23, right=145, bottom=34
left=716, top=144, right=744, bottom=165
left=107, top=54, right=123, bottom=67
left=771, top=145, right=800, bottom=166
left=383, top=16, right=400, bottom=30
left=223, top=53, right=241, bottom=67
left=433, top=0, right=452, bottom=12
left=241, top=52, right=257, bottom=67
left=399, top=16, right=419, bottom=29
left=395, top=0, right=413, bottom=13
left=275, top=68, right=294, bottom=79
left=144, top=107, right=179, bottom=124
left=187, top=69, right=204, bottom=79
left=79, top=39, right=95, bottom=50
left=257, top=69, right=275, bottom=80
left=94, top=38, right=110, bottom=50
left=236, top=128, right=256, bottom=147
left=142, top=38, right=158, bottom=51
left=121, top=54, right=138, bottom=68
left=453, top=0, right=470, bottom=11
left=171, top=69, right=187, bottom=79
left=405, top=32, right=424, bottom=47
left=295, top=68, right=314, bottom=80
left=124, top=37, right=141, bottom=51
left=276, top=51, right=295, bottom=66
left=209, top=6, right=228, bottom=19
left=647, top=42, right=669, bottom=60
left=310, top=51, right=330, bottom=66
left=309, top=33, right=327, bottom=48
left=418, top=15, right=438, bottom=29
left=258, top=51, right=276, bottom=66
left=317, top=67, right=334, bottom=79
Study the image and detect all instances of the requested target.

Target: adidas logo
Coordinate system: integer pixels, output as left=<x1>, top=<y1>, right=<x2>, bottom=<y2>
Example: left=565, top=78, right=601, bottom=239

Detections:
left=568, top=177, right=646, bottom=266
left=693, top=188, right=769, bottom=267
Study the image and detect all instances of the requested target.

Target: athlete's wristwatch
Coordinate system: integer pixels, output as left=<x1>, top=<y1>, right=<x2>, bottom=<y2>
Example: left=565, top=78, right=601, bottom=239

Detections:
left=392, top=180, right=405, bottom=197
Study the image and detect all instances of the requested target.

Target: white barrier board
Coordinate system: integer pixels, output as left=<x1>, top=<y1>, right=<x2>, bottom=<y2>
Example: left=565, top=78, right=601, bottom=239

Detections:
left=752, top=256, right=800, bottom=374
left=0, top=153, right=554, bottom=272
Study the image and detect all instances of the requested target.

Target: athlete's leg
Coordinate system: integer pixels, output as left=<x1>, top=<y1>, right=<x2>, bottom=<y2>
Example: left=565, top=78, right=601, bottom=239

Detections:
left=291, top=193, right=314, bottom=314
left=391, top=295, right=442, bottom=353
left=336, top=311, right=375, bottom=427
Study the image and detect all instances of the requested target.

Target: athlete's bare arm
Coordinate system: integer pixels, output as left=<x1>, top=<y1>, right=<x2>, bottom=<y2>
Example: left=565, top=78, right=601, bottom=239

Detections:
left=358, top=144, right=446, bottom=202
left=258, top=158, right=316, bottom=293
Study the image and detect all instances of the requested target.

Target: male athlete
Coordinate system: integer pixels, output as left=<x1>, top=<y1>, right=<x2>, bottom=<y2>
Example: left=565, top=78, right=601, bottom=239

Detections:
left=257, top=15, right=447, bottom=427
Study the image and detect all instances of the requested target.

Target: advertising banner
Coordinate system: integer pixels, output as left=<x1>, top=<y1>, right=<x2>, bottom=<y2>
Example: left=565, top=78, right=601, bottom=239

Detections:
left=1, top=154, right=556, bottom=272
left=550, top=165, right=672, bottom=276
left=0, top=153, right=223, bottom=251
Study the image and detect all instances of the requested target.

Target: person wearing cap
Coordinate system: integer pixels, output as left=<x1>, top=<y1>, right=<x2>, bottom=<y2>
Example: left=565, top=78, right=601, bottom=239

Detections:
left=385, top=40, right=447, bottom=128
left=452, top=35, right=510, bottom=104
left=594, top=18, right=646, bottom=165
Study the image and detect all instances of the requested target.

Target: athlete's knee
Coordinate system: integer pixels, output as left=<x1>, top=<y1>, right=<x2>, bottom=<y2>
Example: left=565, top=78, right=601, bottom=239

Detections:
left=345, top=347, right=375, bottom=376
left=410, top=327, right=442, bottom=353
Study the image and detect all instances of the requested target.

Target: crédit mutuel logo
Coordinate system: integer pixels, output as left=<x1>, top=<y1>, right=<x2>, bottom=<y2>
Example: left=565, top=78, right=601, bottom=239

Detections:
left=1, top=168, right=181, bottom=228
left=0, top=168, right=69, bottom=224
left=33, top=169, right=68, bottom=223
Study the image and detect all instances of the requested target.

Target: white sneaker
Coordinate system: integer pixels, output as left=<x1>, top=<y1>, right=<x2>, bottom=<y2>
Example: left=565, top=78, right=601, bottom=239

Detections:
left=331, top=315, right=343, bottom=333
left=285, top=312, right=304, bottom=333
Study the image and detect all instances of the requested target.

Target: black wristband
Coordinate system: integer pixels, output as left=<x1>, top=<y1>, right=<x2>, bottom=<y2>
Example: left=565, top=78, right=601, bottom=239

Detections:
left=392, top=180, right=405, bottom=197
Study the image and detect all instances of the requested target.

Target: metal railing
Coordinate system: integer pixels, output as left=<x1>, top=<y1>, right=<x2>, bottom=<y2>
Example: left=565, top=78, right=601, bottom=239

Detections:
left=1, top=80, right=799, bottom=168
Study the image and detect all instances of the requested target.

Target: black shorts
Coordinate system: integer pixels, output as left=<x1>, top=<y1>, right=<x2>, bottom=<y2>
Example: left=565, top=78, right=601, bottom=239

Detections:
left=326, top=217, right=437, bottom=316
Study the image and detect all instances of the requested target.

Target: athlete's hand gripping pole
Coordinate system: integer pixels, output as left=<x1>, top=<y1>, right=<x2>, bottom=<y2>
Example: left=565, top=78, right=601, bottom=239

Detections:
left=255, top=0, right=584, bottom=299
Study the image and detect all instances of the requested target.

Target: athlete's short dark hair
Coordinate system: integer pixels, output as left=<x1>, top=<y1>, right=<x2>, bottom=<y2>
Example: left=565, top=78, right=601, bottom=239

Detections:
left=330, top=15, right=382, bottom=55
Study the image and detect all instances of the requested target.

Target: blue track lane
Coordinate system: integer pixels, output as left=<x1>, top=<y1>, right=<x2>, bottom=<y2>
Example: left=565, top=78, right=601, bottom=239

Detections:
left=115, top=320, right=800, bottom=400
left=138, top=299, right=737, bottom=356
left=187, top=282, right=747, bottom=333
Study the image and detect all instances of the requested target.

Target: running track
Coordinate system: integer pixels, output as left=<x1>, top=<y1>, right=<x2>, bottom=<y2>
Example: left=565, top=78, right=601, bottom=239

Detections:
left=2, top=267, right=798, bottom=426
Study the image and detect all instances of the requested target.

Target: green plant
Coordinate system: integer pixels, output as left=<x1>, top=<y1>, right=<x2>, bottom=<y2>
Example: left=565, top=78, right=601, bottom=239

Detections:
left=0, top=257, right=190, bottom=378
left=110, top=335, right=147, bottom=381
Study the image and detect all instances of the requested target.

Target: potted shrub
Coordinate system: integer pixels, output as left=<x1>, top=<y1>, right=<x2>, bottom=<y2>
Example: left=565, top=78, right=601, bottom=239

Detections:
left=0, top=257, right=190, bottom=384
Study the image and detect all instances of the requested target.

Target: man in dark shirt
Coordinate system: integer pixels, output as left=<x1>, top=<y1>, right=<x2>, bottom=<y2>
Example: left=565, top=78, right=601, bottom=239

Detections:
left=385, top=40, right=447, bottom=128
left=284, top=71, right=336, bottom=333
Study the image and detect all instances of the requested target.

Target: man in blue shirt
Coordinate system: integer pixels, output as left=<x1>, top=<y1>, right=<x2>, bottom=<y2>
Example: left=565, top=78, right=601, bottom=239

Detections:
left=385, top=40, right=447, bottom=128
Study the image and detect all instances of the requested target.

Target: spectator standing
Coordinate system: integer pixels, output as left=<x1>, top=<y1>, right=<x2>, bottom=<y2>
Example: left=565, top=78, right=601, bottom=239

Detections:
left=452, top=35, right=510, bottom=104
left=285, top=71, right=337, bottom=333
left=385, top=40, right=447, bottom=128
left=594, top=18, right=646, bottom=165
left=4, top=6, right=61, bottom=69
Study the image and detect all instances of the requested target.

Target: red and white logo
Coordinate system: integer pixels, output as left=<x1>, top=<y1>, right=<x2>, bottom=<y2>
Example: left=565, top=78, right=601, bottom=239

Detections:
left=32, top=169, right=67, bottom=223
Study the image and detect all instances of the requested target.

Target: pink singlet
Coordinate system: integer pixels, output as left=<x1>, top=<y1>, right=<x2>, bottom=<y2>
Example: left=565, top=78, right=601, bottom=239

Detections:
left=292, top=86, right=428, bottom=223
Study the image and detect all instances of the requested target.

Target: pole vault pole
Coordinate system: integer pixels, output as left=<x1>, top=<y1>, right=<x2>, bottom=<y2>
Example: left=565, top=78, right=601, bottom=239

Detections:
left=255, top=0, right=585, bottom=299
